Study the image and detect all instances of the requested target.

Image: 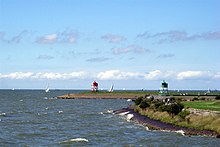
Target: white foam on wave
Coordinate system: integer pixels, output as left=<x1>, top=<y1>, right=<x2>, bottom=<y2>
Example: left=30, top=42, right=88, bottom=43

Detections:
left=60, top=138, right=89, bottom=143
left=0, top=113, right=6, bottom=116
left=126, top=114, right=134, bottom=121
left=175, top=130, right=185, bottom=136
left=118, top=111, right=129, bottom=116
left=58, top=111, right=63, bottom=113
left=107, top=110, right=113, bottom=113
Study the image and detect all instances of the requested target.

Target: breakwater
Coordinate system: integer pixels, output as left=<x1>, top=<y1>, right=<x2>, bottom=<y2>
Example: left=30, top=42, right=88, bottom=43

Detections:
left=114, top=107, right=220, bottom=138
left=57, top=92, right=145, bottom=99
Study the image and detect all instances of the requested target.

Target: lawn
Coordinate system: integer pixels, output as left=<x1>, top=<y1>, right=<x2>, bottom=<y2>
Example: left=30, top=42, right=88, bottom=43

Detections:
left=182, top=101, right=220, bottom=111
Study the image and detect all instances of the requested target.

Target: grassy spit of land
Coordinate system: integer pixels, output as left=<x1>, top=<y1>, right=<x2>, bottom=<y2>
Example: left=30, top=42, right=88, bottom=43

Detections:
left=57, top=91, right=148, bottom=99
left=58, top=90, right=220, bottom=135
left=132, top=94, right=220, bottom=135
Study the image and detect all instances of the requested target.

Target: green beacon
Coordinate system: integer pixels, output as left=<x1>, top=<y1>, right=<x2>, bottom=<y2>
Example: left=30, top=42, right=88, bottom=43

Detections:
left=159, top=80, right=169, bottom=96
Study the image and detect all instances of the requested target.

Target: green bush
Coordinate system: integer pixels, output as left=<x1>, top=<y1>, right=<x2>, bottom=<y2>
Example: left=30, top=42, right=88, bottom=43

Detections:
left=178, top=110, right=190, bottom=120
left=134, top=96, right=143, bottom=105
left=139, top=101, right=150, bottom=109
left=153, top=101, right=163, bottom=109
left=165, top=103, right=184, bottom=117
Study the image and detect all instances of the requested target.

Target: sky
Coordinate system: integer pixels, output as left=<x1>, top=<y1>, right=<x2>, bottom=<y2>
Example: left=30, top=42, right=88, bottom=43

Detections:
left=0, top=0, right=220, bottom=90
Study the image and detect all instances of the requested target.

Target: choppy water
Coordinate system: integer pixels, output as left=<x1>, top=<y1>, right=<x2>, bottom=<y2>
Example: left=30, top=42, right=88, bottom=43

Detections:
left=0, top=90, right=219, bottom=146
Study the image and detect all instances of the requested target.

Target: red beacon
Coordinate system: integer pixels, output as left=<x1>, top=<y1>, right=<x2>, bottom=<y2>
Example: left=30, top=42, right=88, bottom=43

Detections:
left=91, top=81, right=98, bottom=92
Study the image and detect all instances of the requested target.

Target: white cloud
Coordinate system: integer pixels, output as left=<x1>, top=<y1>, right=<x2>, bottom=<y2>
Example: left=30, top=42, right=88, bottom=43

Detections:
left=177, top=71, right=211, bottom=80
left=137, top=30, right=220, bottom=43
left=37, top=33, right=57, bottom=43
left=0, top=71, right=89, bottom=80
left=86, top=57, right=111, bottom=62
left=0, top=70, right=219, bottom=81
left=36, top=30, right=78, bottom=44
left=112, top=45, right=150, bottom=55
left=157, top=53, right=175, bottom=59
left=213, top=72, right=220, bottom=79
left=101, top=34, right=126, bottom=43
left=0, top=72, right=34, bottom=79
left=32, top=71, right=89, bottom=80
left=97, top=70, right=143, bottom=80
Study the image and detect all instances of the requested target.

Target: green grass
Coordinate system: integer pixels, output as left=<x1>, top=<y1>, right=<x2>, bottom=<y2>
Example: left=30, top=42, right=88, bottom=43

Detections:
left=134, top=105, right=220, bottom=134
left=182, top=101, right=220, bottom=111
left=80, top=91, right=155, bottom=95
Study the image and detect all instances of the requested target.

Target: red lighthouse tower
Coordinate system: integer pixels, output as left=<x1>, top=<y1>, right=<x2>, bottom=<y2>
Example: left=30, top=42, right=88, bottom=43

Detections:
left=91, top=81, right=98, bottom=92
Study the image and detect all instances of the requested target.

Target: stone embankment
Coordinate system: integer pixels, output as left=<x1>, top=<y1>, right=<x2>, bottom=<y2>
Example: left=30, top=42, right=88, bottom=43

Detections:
left=114, top=107, right=220, bottom=138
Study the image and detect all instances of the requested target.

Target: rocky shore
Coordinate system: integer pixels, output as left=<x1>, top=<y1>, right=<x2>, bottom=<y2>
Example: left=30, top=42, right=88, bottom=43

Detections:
left=114, top=107, right=220, bottom=138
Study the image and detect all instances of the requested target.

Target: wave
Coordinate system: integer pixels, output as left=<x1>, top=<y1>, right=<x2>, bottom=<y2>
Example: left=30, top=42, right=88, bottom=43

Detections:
left=60, top=138, right=89, bottom=143
left=118, top=111, right=129, bottom=116
left=0, top=113, right=6, bottom=117
left=126, top=114, right=134, bottom=121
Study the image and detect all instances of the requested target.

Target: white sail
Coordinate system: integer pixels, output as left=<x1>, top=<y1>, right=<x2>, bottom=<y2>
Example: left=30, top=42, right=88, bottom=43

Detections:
left=45, top=84, right=50, bottom=93
left=109, top=84, right=114, bottom=92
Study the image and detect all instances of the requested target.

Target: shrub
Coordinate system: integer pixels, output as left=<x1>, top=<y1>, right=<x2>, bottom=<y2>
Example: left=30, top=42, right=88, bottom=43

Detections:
left=153, top=101, right=163, bottom=109
left=178, top=110, right=190, bottom=120
left=215, top=95, right=220, bottom=100
left=165, top=103, right=184, bottom=117
left=134, top=96, right=143, bottom=105
left=139, top=101, right=150, bottom=109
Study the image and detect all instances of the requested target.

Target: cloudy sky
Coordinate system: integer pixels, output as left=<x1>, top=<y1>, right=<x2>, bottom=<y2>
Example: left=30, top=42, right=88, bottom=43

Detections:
left=0, top=0, right=220, bottom=90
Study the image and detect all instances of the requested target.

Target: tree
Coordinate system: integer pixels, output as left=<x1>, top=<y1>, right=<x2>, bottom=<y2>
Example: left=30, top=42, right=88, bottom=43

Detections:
left=134, top=96, right=143, bottom=105
left=139, top=101, right=150, bottom=109
left=166, top=103, right=184, bottom=118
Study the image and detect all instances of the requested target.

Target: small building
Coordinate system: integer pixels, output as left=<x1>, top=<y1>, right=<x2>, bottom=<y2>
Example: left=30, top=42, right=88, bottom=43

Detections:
left=159, top=80, right=169, bottom=96
left=91, top=81, right=98, bottom=92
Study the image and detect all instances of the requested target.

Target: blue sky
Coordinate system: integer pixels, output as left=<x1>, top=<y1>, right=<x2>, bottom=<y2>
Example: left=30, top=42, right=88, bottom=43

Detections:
left=0, top=0, right=220, bottom=90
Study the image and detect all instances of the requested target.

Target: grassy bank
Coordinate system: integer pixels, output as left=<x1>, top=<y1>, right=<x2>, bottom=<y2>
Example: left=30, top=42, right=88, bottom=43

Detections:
left=182, top=101, right=220, bottom=111
left=134, top=106, right=220, bottom=134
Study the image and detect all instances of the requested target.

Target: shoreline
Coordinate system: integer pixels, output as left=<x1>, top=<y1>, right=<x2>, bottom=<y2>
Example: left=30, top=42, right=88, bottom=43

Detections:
left=114, top=107, right=220, bottom=138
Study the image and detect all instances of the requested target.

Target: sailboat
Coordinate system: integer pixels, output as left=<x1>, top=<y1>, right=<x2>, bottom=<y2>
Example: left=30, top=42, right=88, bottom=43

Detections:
left=109, top=84, right=114, bottom=92
left=45, top=84, right=50, bottom=93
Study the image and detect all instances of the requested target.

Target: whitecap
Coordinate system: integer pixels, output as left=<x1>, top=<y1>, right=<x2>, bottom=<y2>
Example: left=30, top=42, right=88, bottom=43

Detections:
left=99, top=112, right=104, bottom=115
left=0, top=113, right=6, bottom=117
left=126, top=114, right=134, bottom=121
left=118, top=111, right=129, bottom=116
left=58, top=111, right=63, bottom=114
left=145, top=126, right=149, bottom=130
left=60, top=138, right=89, bottom=143
left=106, top=110, right=113, bottom=113
left=175, top=130, right=185, bottom=136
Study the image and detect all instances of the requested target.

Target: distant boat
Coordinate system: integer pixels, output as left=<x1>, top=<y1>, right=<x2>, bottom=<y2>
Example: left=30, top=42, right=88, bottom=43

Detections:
left=45, top=84, right=50, bottom=93
left=109, top=84, right=114, bottom=92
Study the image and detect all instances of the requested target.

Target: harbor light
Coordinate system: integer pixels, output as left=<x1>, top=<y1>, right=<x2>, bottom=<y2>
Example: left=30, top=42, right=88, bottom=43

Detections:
left=91, top=81, right=98, bottom=92
left=159, top=80, right=169, bottom=96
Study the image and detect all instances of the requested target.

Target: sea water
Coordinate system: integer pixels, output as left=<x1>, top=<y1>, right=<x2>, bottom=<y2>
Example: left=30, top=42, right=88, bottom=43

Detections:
left=0, top=90, right=219, bottom=146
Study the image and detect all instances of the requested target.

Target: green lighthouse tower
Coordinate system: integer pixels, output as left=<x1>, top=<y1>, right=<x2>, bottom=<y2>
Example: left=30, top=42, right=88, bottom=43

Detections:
left=159, top=80, right=169, bottom=96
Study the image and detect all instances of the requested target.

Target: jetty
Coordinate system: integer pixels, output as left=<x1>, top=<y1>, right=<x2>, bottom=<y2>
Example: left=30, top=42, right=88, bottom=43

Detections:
left=57, top=92, right=146, bottom=99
